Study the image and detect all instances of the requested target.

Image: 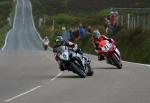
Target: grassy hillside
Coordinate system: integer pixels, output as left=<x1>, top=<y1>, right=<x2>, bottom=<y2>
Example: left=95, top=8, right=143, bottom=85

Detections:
left=113, top=28, right=150, bottom=63
left=0, top=0, right=12, bottom=27
left=77, top=28, right=150, bottom=64
left=0, top=0, right=13, bottom=48
left=32, top=0, right=150, bottom=16
left=31, top=0, right=150, bottom=64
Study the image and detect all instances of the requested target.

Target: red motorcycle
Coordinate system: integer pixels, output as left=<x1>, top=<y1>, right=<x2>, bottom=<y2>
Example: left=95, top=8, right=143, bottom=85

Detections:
left=96, top=39, right=122, bottom=69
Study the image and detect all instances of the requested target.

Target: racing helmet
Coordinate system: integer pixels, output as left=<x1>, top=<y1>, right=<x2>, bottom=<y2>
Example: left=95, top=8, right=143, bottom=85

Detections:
left=92, top=30, right=101, bottom=38
left=55, top=36, right=64, bottom=45
left=44, top=36, right=48, bottom=40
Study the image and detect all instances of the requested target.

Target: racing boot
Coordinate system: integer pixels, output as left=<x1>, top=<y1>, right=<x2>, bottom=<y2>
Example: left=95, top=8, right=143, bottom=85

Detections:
left=98, top=55, right=105, bottom=61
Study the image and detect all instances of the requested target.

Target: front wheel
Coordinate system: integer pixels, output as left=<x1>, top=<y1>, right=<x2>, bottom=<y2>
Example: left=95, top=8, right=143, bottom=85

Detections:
left=111, top=53, right=122, bottom=69
left=87, top=64, right=94, bottom=76
left=71, top=62, right=86, bottom=78
left=43, top=44, right=48, bottom=50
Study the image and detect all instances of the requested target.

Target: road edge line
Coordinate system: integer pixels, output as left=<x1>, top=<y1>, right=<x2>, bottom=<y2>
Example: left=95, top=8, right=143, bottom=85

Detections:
left=29, top=1, right=43, bottom=41
left=1, top=31, right=11, bottom=51
left=123, top=61, right=150, bottom=67
left=84, top=53, right=150, bottom=67
left=30, top=0, right=53, bottom=51
left=4, top=86, right=42, bottom=102
left=1, top=0, right=18, bottom=51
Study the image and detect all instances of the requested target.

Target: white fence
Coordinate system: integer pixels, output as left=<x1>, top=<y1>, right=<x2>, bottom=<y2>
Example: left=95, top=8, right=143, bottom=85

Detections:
left=112, top=8, right=150, bottom=30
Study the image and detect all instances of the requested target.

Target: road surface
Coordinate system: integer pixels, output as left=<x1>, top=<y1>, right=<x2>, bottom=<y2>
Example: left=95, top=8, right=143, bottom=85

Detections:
left=0, top=0, right=150, bottom=103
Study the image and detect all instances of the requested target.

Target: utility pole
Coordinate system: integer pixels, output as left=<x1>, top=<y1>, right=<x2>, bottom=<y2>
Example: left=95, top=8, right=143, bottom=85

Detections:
left=133, top=16, right=136, bottom=29
left=127, top=13, right=130, bottom=29
left=143, top=15, right=146, bottom=29
left=148, top=15, right=150, bottom=29
left=137, top=15, right=140, bottom=27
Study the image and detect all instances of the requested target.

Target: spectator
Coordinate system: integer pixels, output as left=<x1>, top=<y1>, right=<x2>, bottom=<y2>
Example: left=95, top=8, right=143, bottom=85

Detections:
left=71, top=29, right=80, bottom=42
left=79, top=27, right=86, bottom=37
left=87, top=25, right=92, bottom=34
left=110, top=11, right=119, bottom=27
left=79, top=24, right=86, bottom=38
left=105, top=16, right=112, bottom=34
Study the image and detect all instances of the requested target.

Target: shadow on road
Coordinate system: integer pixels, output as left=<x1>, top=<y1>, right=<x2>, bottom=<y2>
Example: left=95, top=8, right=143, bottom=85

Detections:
left=93, top=67, right=118, bottom=70
left=58, top=75, right=80, bottom=79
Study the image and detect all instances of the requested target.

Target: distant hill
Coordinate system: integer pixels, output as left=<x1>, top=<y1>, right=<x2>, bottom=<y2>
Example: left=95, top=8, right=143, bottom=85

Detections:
left=38, top=0, right=150, bottom=15
left=0, top=0, right=12, bottom=19
left=0, top=0, right=12, bottom=27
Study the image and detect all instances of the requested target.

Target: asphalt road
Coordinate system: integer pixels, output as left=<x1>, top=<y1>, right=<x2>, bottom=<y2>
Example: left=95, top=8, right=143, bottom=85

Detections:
left=2, top=0, right=43, bottom=51
left=0, top=0, right=150, bottom=103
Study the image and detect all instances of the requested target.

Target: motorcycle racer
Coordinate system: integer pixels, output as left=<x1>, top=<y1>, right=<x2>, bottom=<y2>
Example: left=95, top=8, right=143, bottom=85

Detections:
left=92, top=29, right=115, bottom=61
left=53, top=36, right=92, bottom=72
left=42, top=36, right=49, bottom=50
left=53, top=36, right=82, bottom=55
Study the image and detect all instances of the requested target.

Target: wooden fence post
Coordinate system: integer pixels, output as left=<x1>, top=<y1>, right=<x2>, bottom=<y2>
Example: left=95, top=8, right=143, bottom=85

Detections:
left=148, top=15, right=150, bottom=29
left=133, top=16, right=136, bottom=29
left=137, top=15, right=140, bottom=27
left=127, top=13, right=130, bottom=29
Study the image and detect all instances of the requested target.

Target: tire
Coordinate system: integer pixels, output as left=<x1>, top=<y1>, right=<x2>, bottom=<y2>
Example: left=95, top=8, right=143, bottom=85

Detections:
left=59, top=65, right=65, bottom=71
left=71, top=62, right=86, bottom=78
left=44, top=45, right=48, bottom=50
left=111, top=53, right=122, bottom=69
left=87, top=64, right=94, bottom=76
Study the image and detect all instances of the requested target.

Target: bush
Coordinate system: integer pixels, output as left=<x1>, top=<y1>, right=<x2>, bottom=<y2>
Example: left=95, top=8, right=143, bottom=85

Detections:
left=0, top=25, right=10, bottom=48
left=113, top=28, right=150, bottom=64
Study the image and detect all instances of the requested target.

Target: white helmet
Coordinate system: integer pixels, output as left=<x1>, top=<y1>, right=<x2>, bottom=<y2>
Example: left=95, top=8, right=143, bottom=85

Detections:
left=92, top=30, right=101, bottom=38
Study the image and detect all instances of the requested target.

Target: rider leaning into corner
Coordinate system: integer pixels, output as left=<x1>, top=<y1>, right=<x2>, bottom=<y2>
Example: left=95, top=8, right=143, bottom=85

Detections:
left=43, top=36, right=49, bottom=45
left=91, top=29, right=120, bottom=61
left=53, top=36, right=85, bottom=71
left=53, top=36, right=83, bottom=60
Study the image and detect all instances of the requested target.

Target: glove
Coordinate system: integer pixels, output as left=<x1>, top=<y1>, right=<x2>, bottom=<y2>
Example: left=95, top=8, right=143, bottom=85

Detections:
left=95, top=49, right=99, bottom=53
left=107, top=38, right=115, bottom=44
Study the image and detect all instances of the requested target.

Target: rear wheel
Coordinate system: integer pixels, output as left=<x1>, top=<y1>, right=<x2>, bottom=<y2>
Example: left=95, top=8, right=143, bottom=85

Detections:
left=71, top=62, right=86, bottom=78
left=44, top=45, right=48, bottom=50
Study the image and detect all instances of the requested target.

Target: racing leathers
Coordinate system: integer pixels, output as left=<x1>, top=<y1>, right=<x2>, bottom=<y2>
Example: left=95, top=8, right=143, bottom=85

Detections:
left=53, top=40, right=83, bottom=71
left=92, top=34, right=114, bottom=61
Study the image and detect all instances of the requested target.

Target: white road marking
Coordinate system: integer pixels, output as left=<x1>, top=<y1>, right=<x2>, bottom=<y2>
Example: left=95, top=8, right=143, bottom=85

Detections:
left=85, top=53, right=150, bottom=68
left=4, top=86, right=41, bottom=102
left=1, top=31, right=11, bottom=51
left=12, top=0, right=18, bottom=29
left=4, top=72, right=63, bottom=102
left=22, top=0, right=25, bottom=24
left=123, top=61, right=150, bottom=68
left=50, top=72, right=63, bottom=82
left=1, top=0, right=19, bottom=51
left=29, top=1, right=43, bottom=41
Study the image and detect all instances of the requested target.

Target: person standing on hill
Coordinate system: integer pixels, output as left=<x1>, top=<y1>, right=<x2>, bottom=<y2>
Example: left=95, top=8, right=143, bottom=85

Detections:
left=79, top=24, right=86, bottom=38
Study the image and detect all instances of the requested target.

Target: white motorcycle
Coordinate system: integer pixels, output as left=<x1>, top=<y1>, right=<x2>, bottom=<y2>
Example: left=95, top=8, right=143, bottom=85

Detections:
left=43, top=41, right=49, bottom=50
left=53, top=45, right=94, bottom=78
